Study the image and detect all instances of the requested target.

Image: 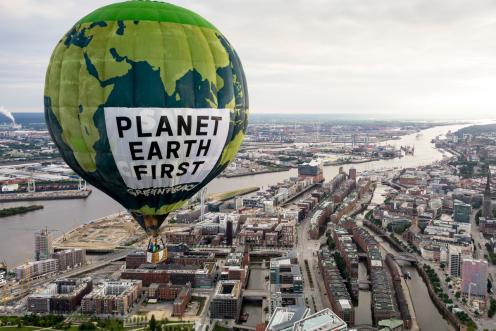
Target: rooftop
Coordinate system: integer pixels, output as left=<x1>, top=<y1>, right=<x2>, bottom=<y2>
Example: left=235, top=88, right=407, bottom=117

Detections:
left=292, top=308, right=347, bottom=331
left=266, top=307, right=310, bottom=331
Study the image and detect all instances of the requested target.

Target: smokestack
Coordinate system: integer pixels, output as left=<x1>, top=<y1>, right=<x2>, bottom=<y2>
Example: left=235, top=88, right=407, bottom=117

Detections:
left=0, top=106, right=15, bottom=124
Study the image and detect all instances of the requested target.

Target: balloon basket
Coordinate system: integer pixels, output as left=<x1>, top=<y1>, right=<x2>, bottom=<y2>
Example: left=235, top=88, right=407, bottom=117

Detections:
left=146, top=237, right=168, bottom=264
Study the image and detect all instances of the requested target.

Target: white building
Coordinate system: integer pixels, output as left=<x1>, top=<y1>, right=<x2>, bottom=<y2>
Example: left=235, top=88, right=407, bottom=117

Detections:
left=448, top=246, right=462, bottom=278
left=293, top=308, right=347, bottom=331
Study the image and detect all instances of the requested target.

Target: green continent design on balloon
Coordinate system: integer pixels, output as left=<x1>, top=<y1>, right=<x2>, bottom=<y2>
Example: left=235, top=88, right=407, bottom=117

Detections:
left=44, top=1, right=248, bottom=235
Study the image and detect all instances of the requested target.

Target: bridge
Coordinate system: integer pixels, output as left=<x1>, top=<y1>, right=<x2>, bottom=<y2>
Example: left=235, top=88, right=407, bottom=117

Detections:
left=394, top=253, right=417, bottom=264
left=242, top=289, right=267, bottom=299
left=362, top=202, right=380, bottom=208
left=382, top=179, right=406, bottom=190
left=233, top=324, right=256, bottom=331
left=358, top=280, right=371, bottom=290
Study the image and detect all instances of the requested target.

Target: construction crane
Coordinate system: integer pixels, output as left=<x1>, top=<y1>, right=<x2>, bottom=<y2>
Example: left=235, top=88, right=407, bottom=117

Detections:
left=200, top=187, right=207, bottom=222
left=78, top=178, right=87, bottom=191
left=27, top=178, right=36, bottom=192
left=46, top=228, right=67, bottom=242
left=0, top=260, right=8, bottom=305
left=20, top=257, right=31, bottom=296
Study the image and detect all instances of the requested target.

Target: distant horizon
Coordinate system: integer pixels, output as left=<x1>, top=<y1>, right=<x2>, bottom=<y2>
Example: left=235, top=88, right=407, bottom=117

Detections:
left=4, top=111, right=496, bottom=123
left=2, top=1, right=496, bottom=118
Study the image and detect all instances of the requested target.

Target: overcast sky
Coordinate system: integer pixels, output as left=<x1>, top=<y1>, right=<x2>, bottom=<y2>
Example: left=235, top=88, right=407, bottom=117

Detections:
left=1, top=0, right=496, bottom=119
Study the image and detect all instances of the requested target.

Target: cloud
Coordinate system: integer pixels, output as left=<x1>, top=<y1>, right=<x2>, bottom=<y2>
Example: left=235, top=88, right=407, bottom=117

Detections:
left=1, top=0, right=496, bottom=119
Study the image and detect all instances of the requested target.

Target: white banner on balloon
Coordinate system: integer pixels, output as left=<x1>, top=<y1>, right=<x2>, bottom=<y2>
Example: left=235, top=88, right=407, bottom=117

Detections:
left=104, top=107, right=230, bottom=193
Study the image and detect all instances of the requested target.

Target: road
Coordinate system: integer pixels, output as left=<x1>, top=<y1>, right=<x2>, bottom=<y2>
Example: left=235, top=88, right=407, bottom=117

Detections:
left=295, top=212, right=327, bottom=313
left=470, top=208, right=496, bottom=282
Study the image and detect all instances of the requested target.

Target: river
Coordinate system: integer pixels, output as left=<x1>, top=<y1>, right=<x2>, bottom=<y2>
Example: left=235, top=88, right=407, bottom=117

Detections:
left=0, top=123, right=467, bottom=268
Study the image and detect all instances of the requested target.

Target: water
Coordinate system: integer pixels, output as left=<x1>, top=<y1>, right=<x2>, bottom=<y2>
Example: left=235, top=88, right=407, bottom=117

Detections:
left=0, top=124, right=467, bottom=266
left=356, top=262, right=372, bottom=325
left=207, top=123, right=468, bottom=193
left=241, top=267, right=265, bottom=327
left=403, top=265, right=453, bottom=331
left=0, top=189, right=123, bottom=266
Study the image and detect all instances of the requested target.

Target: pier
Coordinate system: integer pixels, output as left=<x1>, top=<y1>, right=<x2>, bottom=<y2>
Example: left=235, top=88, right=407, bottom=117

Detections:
left=0, top=189, right=92, bottom=202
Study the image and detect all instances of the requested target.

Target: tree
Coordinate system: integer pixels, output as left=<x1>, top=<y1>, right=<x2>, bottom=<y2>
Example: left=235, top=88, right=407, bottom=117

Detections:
left=149, top=315, right=157, bottom=331
left=79, top=322, right=96, bottom=331
left=488, top=298, right=496, bottom=318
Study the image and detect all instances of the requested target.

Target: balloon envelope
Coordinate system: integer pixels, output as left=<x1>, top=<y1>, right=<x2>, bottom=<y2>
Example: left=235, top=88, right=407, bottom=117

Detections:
left=44, top=0, right=249, bottom=235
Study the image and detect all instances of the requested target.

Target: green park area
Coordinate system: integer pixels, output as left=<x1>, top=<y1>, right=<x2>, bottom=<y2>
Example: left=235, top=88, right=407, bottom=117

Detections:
left=209, top=187, right=259, bottom=201
left=0, top=205, right=43, bottom=218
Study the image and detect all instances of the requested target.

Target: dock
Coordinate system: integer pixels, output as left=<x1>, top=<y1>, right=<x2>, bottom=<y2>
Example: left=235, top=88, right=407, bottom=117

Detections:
left=0, top=189, right=92, bottom=202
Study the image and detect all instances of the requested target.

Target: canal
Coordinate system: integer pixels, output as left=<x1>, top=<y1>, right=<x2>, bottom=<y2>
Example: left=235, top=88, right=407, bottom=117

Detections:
left=357, top=176, right=454, bottom=331
left=403, top=264, right=454, bottom=331
left=369, top=219, right=453, bottom=330
left=356, top=262, right=373, bottom=325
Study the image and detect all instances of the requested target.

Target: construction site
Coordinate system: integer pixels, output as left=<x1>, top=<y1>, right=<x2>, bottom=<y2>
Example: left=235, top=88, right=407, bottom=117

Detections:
left=53, top=213, right=144, bottom=253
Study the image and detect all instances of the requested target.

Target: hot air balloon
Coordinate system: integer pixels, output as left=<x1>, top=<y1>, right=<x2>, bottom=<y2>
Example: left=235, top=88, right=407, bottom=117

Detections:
left=44, top=0, right=248, bottom=263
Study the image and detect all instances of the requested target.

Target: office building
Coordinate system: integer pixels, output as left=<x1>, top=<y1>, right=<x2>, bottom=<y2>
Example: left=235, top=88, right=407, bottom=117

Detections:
left=377, top=319, right=404, bottom=331
left=448, top=246, right=462, bottom=278
left=480, top=218, right=496, bottom=236
left=27, top=278, right=93, bottom=314
left=483, top=171, right=493, bottom=219
left=453, top=200, right=471, bottom=223
left=52, top=248, right=86, bottom=271
left=121, top=262, right=216, bottom=288
left=15, top=259, right=58, bottom=282
left=126, top=251, right=147, bottom=269
left=265, top=307, right=310, bottom=331
left=292, top=308, right=348, bottom=331
left=81, top=280, right=142, bottom=315
left=269, top=257, right=303, bottom=292
left=226, top=220, right=233, bottom=246
left=148, top=282, right=192, bottom=316
left=461, top=259, right=488, bottom=299
left=349, top=167, right=357, bottom=182
left=209, top=280, right=242, bottom=320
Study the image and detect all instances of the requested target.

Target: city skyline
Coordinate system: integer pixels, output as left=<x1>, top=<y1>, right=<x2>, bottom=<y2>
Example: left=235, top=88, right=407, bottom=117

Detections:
left=1, top=0, right=496, bottom=119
